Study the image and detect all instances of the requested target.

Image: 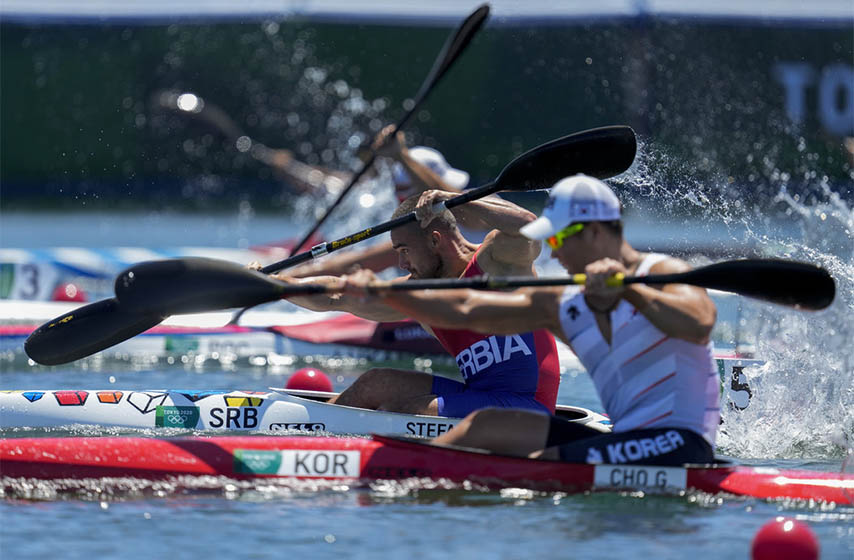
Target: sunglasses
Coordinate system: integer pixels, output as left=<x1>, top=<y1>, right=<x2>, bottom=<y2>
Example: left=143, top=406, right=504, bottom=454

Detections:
left=546, top=223, right=585, bottom=249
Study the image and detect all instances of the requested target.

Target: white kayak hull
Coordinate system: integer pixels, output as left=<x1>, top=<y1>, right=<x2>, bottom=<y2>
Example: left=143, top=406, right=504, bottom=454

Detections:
left=0, top=387, right=612, bottom=436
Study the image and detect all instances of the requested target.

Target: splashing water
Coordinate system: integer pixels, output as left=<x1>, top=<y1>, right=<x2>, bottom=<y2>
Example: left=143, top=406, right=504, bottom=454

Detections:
left=614, top=139, right=854, bottom=460
left=148, top=20, right=407, bottom=235
left=717, top=188, right=853, bottom=460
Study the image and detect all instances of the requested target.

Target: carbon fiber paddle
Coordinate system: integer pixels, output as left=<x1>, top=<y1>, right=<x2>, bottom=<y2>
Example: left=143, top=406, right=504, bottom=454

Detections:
left=119, top=258, right=837, bottom=315
left=25, top=125, right=638, bottom=365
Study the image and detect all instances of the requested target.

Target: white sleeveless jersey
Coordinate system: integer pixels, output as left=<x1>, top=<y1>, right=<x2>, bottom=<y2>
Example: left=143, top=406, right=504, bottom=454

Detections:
left=558, top=254, right=720, bottom=446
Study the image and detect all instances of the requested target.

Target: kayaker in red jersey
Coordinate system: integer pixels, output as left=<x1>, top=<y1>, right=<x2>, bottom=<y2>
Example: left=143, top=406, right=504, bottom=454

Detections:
left=273, top=183, right=561, bottom=418
left=345, top=174, right=720, bottom=466
left=285, top=125, right=473, bottom=278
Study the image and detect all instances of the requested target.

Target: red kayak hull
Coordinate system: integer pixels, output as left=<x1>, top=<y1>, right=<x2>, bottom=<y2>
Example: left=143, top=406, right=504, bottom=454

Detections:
left=1, top=435, right=851, bottom=504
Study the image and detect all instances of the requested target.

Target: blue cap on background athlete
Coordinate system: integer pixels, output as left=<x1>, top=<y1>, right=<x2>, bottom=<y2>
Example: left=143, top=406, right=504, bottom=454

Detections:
left=519, top=174, right=621, bottom=240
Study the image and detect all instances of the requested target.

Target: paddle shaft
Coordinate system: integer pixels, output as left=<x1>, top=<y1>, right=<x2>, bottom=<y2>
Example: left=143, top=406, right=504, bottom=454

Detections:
left=290, top=4, right=490, bottom=254
left=272, top=273, right=632, bottom=294
left=260, top=180, right=496, bottom=273
left=270, top=259, right=834, bottom=311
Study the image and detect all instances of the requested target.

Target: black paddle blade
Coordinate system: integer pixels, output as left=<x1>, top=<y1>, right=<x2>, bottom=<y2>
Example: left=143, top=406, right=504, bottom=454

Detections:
left=413, top=4, right=490, bottom=104
left=115, top=257, right=285, bottom=314
left=494, top=125, right=637, bottom=192
left=24, top=298, right=164, bottom=366
left=675, top=259, right=835, bottom=311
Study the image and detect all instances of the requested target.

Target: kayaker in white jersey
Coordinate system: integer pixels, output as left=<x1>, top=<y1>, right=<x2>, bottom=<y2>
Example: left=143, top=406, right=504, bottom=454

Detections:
left=344, top=174, right=720, bottom=465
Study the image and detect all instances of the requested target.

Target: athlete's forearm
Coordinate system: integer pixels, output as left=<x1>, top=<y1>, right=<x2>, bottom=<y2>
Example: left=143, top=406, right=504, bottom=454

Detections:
left=272, top=275, right=347, bottom=312
left=623, top=284, right=716, bottom=344
left=271, top=150, right=350, bottom=195
left=450, top=195, right=536, bottom=235
left=273, top=274, right=406, bottom=321
left=382, top=288, right=553, bottom=335
left=395, top=150, right=459, bottom=195
left=289, top=291, right=406, bottom=322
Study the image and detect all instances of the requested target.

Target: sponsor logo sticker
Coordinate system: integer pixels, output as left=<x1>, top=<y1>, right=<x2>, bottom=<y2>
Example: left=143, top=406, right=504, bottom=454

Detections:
left=593, top=465, right=687, bottom=490
left=234, top=450, right=283, bottom=475
left=156, top=406, right=201, bottom=428
left=405, top=421, right=454, bottom=437
left=391, top=326, right=431, bottom=341
left=233, top=450, right=360, bottom=477
left=268, top=423, right=326, bottom=432
left=164, top=337, right=199, bottom=353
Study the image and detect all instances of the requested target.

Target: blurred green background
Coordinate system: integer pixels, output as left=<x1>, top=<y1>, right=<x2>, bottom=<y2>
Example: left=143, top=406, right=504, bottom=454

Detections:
left=1, top=16, right=852, bottom=211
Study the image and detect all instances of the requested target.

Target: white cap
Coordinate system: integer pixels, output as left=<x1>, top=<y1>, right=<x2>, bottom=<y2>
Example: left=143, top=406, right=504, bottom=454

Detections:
left=520, top=174, right=621, bottom=240
left=393, top=146, right=470, bottom=192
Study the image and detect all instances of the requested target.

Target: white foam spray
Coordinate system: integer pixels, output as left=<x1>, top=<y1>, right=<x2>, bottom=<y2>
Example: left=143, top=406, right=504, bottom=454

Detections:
left=614, top=139, right=853, bottom=460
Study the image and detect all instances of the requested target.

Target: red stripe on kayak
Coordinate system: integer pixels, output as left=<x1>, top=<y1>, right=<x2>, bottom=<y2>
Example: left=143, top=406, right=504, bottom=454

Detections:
left=1, top=436, right=851, bottom=504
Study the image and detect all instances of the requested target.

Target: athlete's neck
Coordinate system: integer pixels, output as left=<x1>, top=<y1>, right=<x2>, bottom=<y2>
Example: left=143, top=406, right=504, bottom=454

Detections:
left=618, top=241, right=644, bottom=274
left=440, top=236, right=479, bottom=278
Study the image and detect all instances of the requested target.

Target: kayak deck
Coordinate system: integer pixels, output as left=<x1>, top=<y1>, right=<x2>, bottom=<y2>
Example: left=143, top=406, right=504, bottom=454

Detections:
left=0, top=388, right=611, bottom=435
left=1, top=435, right=851, bottom=505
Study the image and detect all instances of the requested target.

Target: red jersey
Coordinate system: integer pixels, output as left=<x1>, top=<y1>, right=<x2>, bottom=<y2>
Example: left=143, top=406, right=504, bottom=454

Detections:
left=429, top=247, right=561, bottom=412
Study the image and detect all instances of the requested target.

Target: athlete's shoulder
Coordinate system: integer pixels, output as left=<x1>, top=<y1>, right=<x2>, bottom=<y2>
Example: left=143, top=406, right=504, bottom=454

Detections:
left=477, top=230, right=540, bottom=274
left=645, top=254, right=691, bottom=275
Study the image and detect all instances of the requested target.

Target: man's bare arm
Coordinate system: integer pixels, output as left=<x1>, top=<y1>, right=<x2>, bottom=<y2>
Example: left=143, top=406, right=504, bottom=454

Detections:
left=455, top=197, right=541, bottom=274
left=412, top=189, right=541, bottom=274
left=379, top=286, right=564, bottom=340
left=621, top=259, right=717, bottom=344
left=395, top=147, right=458, bottom=195
left=273, top=274, right=407, bottom=322
left=267, top=149, right=349, bottom=195
left=374, top=125, right=462, bottom=198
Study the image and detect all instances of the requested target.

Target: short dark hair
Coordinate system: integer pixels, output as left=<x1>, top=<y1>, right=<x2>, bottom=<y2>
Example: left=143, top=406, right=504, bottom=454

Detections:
left=391, top=194, right=458, bottom=231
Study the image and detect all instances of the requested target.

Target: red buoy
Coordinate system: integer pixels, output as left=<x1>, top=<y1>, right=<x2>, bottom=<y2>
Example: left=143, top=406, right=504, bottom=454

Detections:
left=286, top=368, right=333, bottom=392
left=51, top=282, right=87, bottom=302
left=751, top=517, right=819, bottom=560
